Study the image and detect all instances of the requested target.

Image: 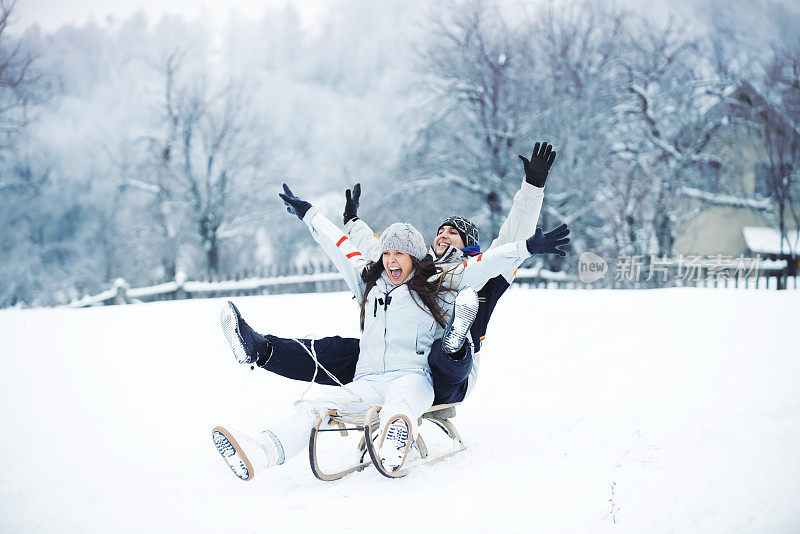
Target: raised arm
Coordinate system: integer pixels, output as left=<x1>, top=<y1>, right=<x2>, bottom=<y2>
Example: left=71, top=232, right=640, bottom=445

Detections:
left=280, top=184, right=367, bottom=299
left=451, top=223, right=570, bottom=289
left=489, top=141, right=556, bottom=281
left=451, top=241, right=532, bottom=290
left=489, top=181, right=544, bottom=251
left=345, top=218, right=382, bottom=262
left=341, top=182, right=382, bottom=262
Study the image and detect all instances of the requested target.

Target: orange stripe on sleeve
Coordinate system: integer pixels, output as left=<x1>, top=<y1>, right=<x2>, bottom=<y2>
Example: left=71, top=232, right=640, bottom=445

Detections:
left=336, top=236, right=348, bottom=247
left=346, top=252, right=362, bottom=259
left=477, top=253, right=483, bottom=262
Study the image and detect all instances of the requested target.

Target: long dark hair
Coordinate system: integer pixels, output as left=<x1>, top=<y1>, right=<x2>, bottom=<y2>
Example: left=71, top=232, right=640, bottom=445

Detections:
left=359, top=255, right=453, bottom=331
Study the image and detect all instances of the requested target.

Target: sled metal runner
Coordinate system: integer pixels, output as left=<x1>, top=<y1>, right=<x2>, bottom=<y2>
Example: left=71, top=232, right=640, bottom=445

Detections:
left=308, top=403, right=467, bottom=481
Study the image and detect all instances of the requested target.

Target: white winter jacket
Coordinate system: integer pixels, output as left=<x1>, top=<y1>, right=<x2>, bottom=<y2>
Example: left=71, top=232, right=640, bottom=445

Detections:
left=302, top=207, right=533, bottom=379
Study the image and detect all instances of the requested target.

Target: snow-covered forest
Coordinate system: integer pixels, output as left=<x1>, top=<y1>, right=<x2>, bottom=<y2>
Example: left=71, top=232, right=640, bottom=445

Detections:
left=2, top=0, right=800, bottom=307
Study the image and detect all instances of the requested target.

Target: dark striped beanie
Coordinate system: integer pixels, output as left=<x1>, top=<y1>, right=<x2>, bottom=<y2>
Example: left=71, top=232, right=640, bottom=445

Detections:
left=438, top=216, right=479, bottom=248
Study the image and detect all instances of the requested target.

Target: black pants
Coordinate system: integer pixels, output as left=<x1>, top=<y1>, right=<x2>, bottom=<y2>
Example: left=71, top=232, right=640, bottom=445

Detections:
left=262, top=335, right=472, bottom=405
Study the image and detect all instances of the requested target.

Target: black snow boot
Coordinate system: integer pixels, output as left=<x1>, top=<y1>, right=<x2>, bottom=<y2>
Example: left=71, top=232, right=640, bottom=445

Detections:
left=219, top=301, right=273, bottom=366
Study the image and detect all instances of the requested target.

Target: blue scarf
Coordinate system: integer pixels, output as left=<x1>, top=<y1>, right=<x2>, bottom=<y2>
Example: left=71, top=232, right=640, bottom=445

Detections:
left=461, top=245, right=481, bottom=256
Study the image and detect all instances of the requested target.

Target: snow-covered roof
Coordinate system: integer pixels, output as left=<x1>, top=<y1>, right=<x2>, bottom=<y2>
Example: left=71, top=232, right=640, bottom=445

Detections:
left=742, top=226, right=800, bottom=254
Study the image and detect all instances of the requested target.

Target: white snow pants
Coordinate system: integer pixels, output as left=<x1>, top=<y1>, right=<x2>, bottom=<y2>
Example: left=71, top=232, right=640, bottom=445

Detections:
left=267, top=370, right=434, bottom=464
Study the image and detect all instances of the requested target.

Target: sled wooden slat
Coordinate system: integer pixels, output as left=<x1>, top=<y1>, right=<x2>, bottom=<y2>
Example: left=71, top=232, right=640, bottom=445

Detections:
left=333, top=420, right=348, bottom=437
left=423, top=404, right=458, bottom=421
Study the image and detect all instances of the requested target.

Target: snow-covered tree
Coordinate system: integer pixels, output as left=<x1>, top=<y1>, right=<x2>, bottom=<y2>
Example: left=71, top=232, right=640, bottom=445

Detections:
left=123, top=51, right=268, bottom=280
left=397, top=1, right=530, bottom=238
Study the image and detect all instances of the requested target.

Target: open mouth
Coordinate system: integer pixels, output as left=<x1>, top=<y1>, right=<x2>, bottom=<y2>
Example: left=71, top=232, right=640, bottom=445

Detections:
left=388, top=267, right=403, bottom=281
left=435, top=239, right=450, bottom=251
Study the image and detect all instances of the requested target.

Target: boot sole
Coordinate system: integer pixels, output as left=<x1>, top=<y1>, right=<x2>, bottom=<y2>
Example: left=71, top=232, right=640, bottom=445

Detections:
left=442, top=287, right=480, bottom=353
left=220, top=302, right=251, bottom=364
left=378, top=414, right=413, bottom=472
left=212, top=426, right=255, bottom=481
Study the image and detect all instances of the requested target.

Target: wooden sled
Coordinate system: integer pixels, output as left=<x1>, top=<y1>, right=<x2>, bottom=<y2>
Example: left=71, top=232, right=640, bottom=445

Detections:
left=308, top=403, right=467, bottom=481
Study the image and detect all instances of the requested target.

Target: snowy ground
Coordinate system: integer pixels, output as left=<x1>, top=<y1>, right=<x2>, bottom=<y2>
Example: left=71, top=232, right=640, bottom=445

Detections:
left=1, top=288, right=799, bottom=533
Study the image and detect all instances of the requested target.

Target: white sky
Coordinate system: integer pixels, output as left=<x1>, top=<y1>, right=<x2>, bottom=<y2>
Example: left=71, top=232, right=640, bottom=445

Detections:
left=13, top=0, right=686, bottom=34
left=13, top=0, right=332, bottom=33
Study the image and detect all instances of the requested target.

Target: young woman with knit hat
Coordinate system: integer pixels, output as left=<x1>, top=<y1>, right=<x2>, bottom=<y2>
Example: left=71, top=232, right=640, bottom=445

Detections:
left=212, top=179, right=569, bottom=480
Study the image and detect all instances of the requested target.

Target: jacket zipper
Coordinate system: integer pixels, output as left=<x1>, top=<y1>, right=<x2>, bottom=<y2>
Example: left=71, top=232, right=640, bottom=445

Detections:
left=380, top=283, right=402, bottom=373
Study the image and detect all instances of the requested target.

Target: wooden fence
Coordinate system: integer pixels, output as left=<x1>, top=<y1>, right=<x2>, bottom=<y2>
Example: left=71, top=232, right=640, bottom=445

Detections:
left=65, top=262, right=798, bottom=308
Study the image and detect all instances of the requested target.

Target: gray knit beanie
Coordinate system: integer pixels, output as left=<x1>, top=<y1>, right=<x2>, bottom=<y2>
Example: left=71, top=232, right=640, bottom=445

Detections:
left=379, top=223, right=428, bottom=261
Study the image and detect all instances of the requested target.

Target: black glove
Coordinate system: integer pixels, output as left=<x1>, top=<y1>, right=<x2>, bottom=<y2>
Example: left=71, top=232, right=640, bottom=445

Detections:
left=278, top=183, right=312, bottom=220
left=526, top=223, right=570, bottom=257
left=343, top=183, right=361, bottom=225
left=518, top=141, right=556, bottom=188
